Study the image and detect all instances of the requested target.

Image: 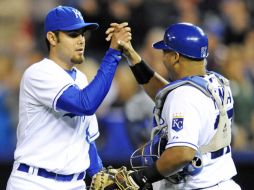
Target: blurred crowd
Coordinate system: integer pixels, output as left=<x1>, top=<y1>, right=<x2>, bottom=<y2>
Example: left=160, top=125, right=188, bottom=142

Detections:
left=1, top=0, right=254, bottom=163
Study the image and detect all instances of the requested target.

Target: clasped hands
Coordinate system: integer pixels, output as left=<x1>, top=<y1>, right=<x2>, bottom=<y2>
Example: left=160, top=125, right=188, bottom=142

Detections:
left=106, top=23, right=141, bottom=64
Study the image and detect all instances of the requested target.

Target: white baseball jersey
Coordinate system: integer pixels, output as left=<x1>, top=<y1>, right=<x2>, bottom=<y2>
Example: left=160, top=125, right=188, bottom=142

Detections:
left=14, top=58, right=99, bottom=174
left=158, top=73, right=239, bottom=189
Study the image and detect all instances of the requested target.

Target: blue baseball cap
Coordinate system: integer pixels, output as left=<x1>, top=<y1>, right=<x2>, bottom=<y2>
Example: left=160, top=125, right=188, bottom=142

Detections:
left=45, top=6, right=99, bottom=33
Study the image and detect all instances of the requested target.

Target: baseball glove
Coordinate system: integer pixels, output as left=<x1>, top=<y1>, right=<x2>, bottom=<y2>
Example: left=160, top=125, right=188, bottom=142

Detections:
left=89, top=167, right=119, bottom=190
left=113, top=166, right=139, bottom=190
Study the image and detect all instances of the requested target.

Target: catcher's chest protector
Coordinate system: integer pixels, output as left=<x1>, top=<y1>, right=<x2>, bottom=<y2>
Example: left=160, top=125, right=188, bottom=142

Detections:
left=153, top=71, right=232, bottom=155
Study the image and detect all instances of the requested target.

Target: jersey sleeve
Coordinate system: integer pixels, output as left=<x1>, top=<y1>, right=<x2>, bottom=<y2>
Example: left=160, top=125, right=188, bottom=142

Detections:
left=56, top=48, right=122, bottom=115
left=162, top=86, right=203, bottom=151
left=86, top=114, right=100, bottom=142
left=23, top=60, right=74, bottom=109
left=86, top=141, right=103, bottom=177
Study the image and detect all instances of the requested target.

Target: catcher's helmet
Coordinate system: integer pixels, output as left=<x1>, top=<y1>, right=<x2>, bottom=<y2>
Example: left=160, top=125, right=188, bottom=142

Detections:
left=153, top=23, right=208, bottom=59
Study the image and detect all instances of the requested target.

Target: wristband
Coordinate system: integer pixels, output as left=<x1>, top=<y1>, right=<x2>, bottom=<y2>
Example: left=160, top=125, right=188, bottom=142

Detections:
left=129, top=60, right=155, bottom=84
left=130, top=162, right=164, bottom=188
left=142, top=162, right=164, bottom=183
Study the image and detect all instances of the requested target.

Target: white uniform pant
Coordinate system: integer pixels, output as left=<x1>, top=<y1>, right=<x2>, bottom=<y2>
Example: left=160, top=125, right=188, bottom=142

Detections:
left=6, top=164, right=87, bottom=190
left=153, top=179, right=241, bottom=190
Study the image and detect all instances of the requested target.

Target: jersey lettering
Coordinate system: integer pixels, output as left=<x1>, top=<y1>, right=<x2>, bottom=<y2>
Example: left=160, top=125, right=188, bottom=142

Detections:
left=227, top=92, right=232, bottom=104
left=214, top=108, right=233, bottom=129
left=218, top=88, right=224, bottom=105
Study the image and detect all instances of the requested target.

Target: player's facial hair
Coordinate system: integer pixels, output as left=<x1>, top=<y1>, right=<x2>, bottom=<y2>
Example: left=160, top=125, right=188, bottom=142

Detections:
left=71, top=56, right=84, bottom=64
left=56, top=34, right=84, bottom=65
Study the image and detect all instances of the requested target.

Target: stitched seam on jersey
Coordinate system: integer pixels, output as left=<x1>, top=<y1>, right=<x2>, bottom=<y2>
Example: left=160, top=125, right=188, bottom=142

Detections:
left=52, top=83, right=73, bottom=111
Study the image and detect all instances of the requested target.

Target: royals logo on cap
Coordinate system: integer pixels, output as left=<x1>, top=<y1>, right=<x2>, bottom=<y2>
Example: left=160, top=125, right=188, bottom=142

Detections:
left=72, top=9, right=84, bottom=20
left=172, top=113, right=184, bottom=132
left=44, top=6, right=99, bottom=33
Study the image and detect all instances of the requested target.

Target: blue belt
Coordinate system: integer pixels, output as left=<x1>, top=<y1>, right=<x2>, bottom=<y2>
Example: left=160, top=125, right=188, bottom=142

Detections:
left=210, top=145, right=230, bottom=159
left=17, top=163, right=85, bottom=181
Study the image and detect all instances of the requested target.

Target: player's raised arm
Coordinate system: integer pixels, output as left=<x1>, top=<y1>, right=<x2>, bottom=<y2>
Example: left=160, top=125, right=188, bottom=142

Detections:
left=106, top=23, right=168, bottom=101
left=56, top=23, right=132, bottom=115
left=122, top=41, right=169, bottom=101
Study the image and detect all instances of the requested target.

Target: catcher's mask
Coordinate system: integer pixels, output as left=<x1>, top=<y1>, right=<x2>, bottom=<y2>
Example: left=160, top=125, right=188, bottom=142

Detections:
left=130, top=125, right=168, bottom=170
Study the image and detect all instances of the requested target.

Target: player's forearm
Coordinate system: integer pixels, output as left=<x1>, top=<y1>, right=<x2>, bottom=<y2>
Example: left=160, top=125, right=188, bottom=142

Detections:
left=56, top=48, right=121, bottom=115
left=143, top=73, right=168, bottom=100
left=121, top=41, right=168, bottom=100
left=81, top=48, right=121, bottom=112
left=129, top=60, right=168, bottom=100
left=130, top=147, right=195, bottom=188
left=81, top=48, right=122, bottom=113
left=156, top=147, right=195, bottom=177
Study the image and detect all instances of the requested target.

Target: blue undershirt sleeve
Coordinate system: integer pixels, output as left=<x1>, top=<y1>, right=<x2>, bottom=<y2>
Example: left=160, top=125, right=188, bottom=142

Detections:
left=56, top=48, right=122, bottom=115
left=87, top=141, right=103, bottom=177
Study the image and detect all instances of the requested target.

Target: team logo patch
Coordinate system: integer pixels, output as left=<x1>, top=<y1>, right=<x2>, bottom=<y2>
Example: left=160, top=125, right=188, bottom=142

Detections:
left=172, top=113, right=184, bottom=132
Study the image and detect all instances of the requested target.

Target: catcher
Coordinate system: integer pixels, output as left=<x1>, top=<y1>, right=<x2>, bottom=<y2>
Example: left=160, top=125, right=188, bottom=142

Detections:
left=89, top=23, right=241, bottom=190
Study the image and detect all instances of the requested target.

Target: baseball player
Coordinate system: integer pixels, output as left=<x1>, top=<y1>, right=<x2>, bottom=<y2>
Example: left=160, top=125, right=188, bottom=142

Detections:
left=91, top=23, right=241, bottom=189
left=6, top=6, right=131, bottom=190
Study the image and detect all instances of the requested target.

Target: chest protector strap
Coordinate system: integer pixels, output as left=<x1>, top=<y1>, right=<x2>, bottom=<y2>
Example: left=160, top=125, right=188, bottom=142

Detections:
left=153, top=72, right=231, bottom=154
